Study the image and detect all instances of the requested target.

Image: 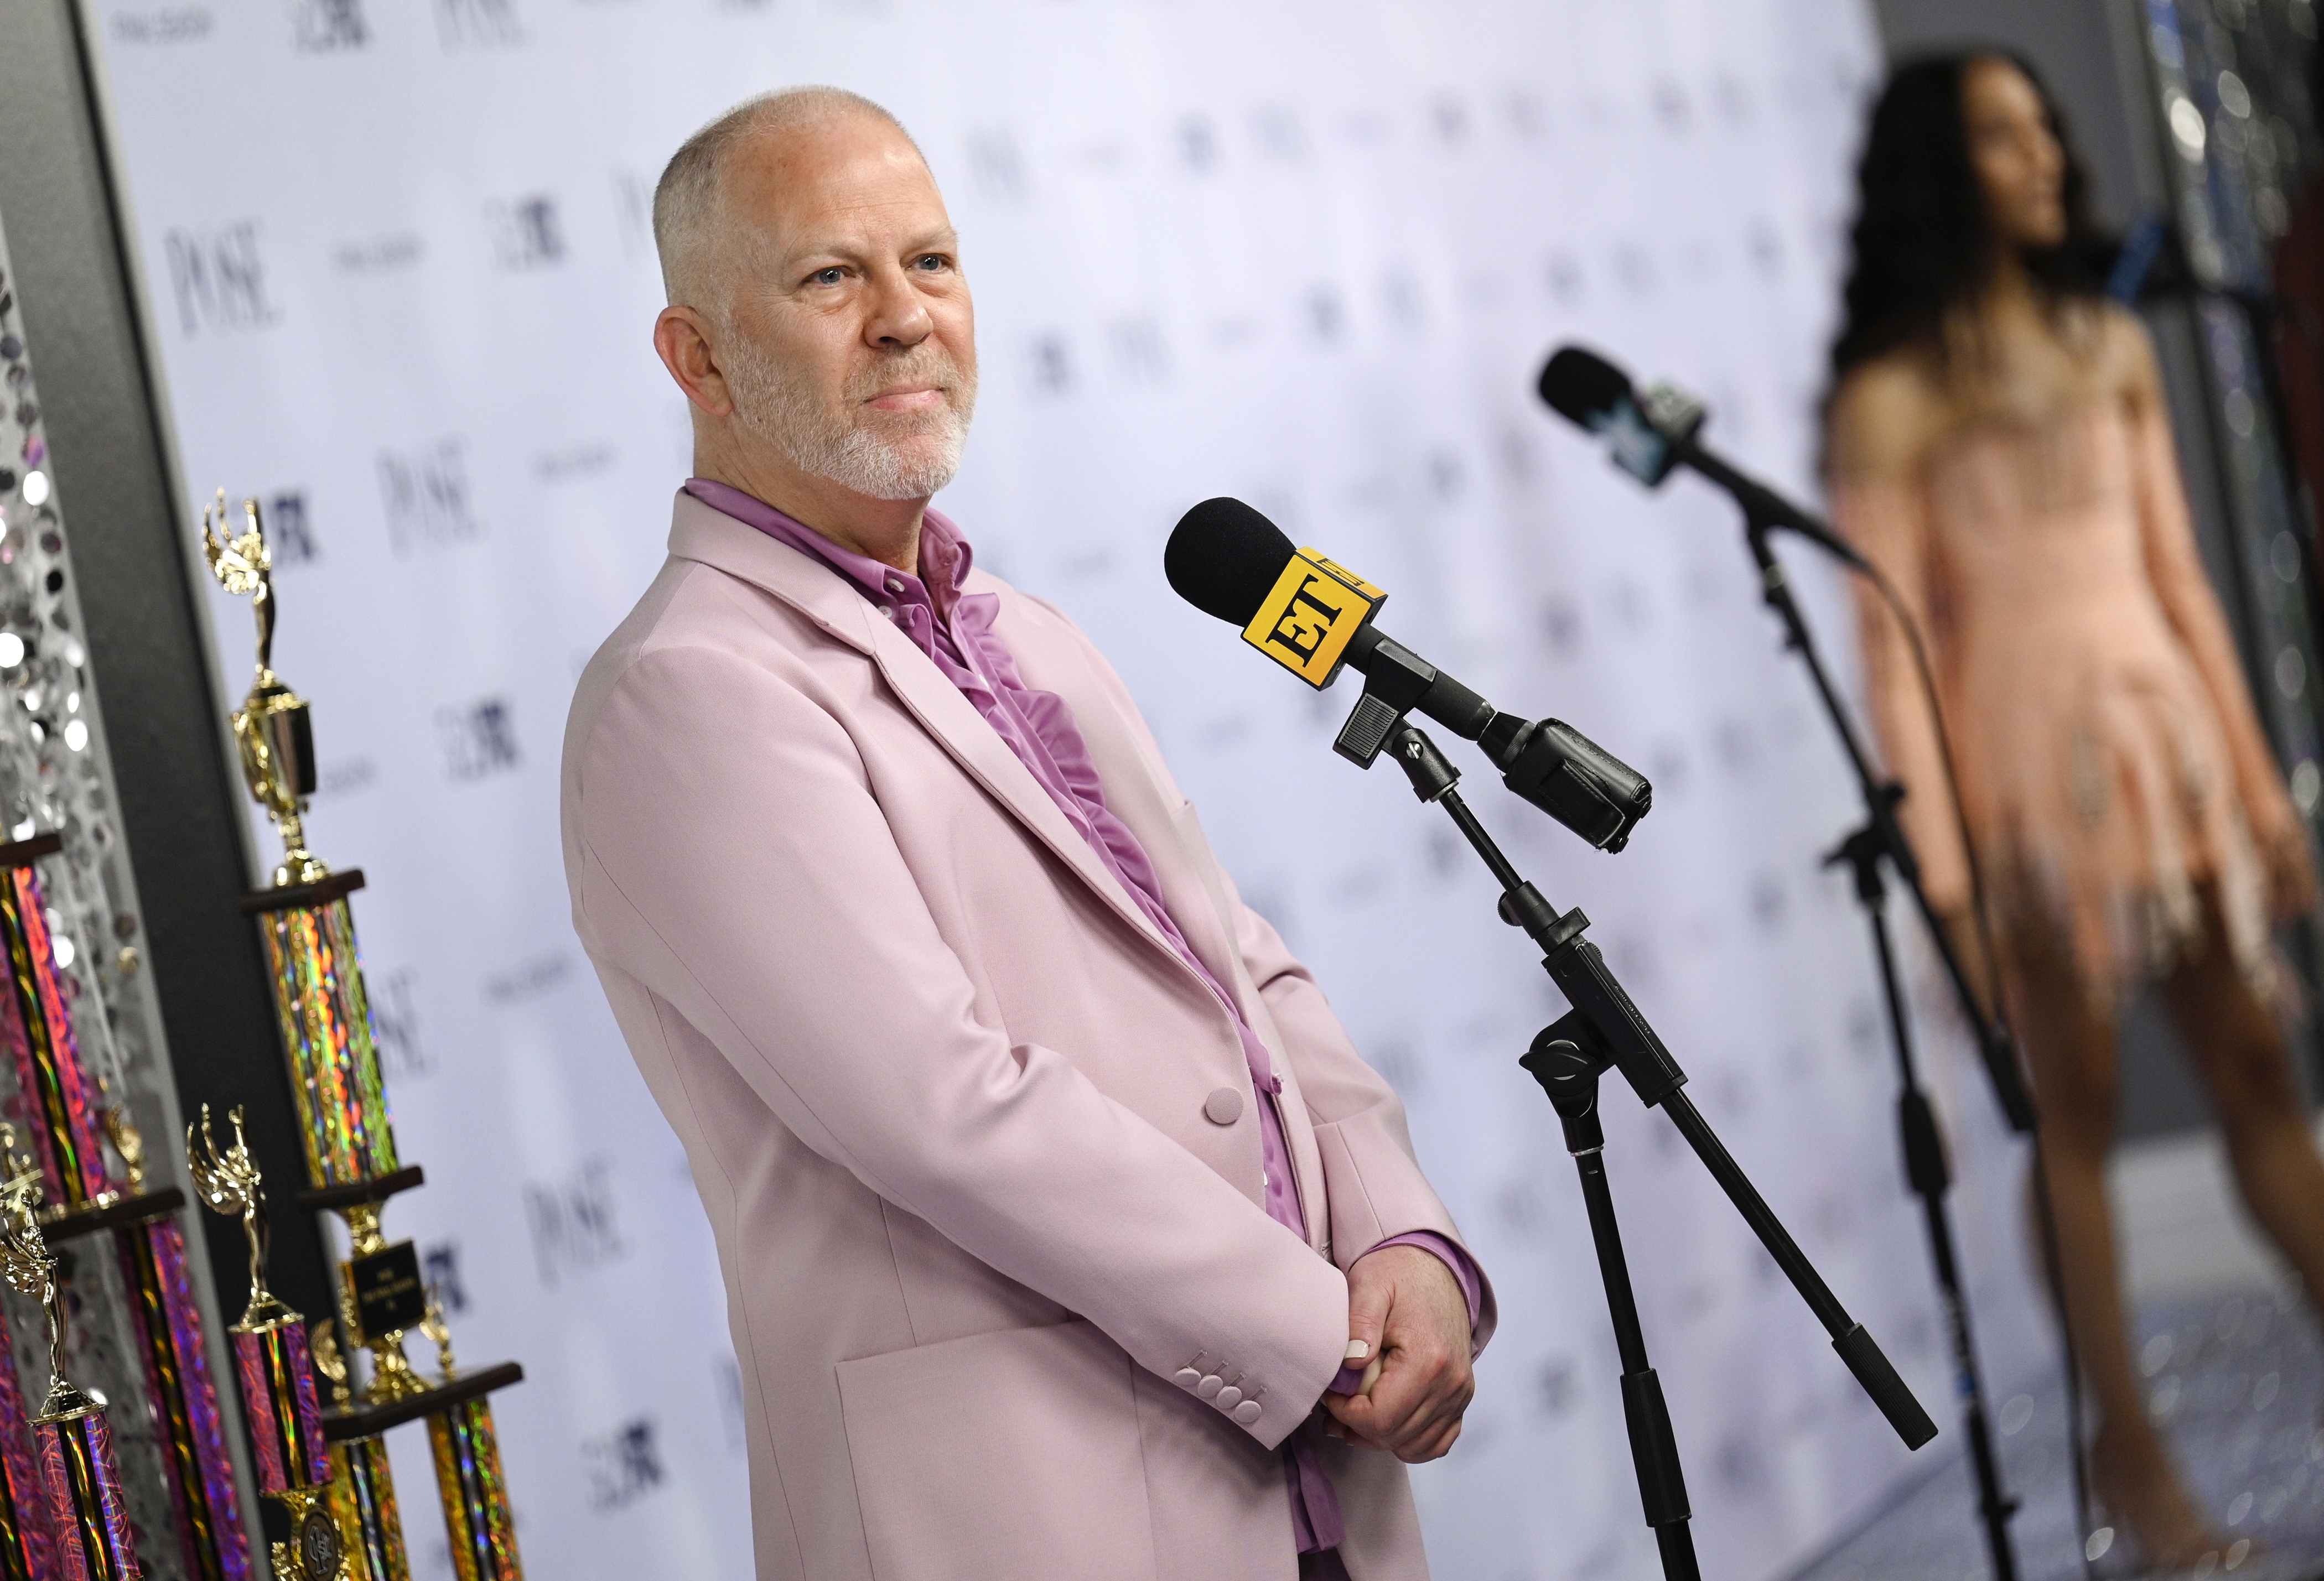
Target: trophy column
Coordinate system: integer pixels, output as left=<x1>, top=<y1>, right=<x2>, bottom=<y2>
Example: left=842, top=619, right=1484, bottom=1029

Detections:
left=0, top=835, right=246, bottom=1581
left=200, top=495, right=524, bottom=1581
left=0, top=1292, right=58, bottom=1581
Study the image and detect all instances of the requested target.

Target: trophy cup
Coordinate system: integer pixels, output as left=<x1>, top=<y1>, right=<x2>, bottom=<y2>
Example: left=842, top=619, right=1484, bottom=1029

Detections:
left=186, top=1105, right=343, bottom=1581
left=200, top=494, right=523, bottom=1581
left=0, top=1147, right=136, bottom=1580
left=0, top=830, right=248, bottom=1581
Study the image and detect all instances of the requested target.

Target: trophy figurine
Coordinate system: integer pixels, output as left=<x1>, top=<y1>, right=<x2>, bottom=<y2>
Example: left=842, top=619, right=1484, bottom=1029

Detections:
left=186, top=1106, right=342, bottom=1581
left=199, top=492, right=522, bottom=1580
left=0, top=820, right=247, bottom=1581
left=200, top=491, right=322, bottom=891
left=0, top=1147, right=136, bottom=1580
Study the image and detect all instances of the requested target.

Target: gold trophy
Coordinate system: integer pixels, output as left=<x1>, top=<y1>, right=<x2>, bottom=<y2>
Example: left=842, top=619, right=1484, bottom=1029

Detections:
left=186, top=1106, right=341, bottom=1581
left=0, top=1132, right=138, bottom=1579
left=200, top=492, right=523, bottom=1581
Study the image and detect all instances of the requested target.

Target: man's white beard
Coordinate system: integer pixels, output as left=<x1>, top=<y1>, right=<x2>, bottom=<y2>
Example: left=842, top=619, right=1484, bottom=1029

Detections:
left=726, top=336, right=977, bottom=502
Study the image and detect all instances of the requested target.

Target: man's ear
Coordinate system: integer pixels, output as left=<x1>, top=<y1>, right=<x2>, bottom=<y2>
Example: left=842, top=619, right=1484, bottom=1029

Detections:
left=653, top=305, right=735, bottom=418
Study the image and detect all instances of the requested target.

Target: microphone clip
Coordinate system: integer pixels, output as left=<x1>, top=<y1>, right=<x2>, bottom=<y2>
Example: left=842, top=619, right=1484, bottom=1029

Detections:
left=1331, top=635, right=1441, bottom=768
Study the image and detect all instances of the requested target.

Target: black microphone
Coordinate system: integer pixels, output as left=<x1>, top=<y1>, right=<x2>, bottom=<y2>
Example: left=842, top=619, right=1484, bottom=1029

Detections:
left=1166, top=497, right=1651, bottom=852
left=1537, top=346, right=1868, bottom=571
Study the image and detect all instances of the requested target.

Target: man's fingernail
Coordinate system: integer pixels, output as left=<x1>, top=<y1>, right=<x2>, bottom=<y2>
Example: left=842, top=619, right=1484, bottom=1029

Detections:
left=1346, top=1340, right=1371, bottom=1361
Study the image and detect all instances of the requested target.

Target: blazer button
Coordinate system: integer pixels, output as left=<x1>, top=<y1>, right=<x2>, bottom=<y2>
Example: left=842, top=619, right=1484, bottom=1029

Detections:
left=1203, top=1088, right=1244, bottom=1126
left=1196, top=1375, right=1225, bottom=1400
left=1214, top=1386, right=1243, bottom=1410
left=1233, top=1400, right=1264, bottom=1426
left=1172, top=1369, right=1202, bottom=1390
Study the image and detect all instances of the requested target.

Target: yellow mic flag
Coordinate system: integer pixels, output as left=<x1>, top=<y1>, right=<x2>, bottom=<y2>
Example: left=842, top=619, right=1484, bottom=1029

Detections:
left=1238, top=549, right=1386, bottom=688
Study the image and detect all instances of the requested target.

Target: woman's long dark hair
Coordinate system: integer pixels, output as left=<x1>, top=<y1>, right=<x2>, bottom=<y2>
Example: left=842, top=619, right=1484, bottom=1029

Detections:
left=1828, top=52, right=2111, bottom=387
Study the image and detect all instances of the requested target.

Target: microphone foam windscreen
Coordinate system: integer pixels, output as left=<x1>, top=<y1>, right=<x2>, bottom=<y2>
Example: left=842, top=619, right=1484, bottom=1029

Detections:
left=1165, top=497, right=1298, bottom=626
left=1538, top=346, right=1636, bottom=426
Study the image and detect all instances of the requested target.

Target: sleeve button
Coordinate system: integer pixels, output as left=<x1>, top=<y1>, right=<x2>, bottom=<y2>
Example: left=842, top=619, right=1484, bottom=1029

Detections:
left=1171, top=1369, right=1201, bottom=1389
left=1215, top=1386, right=1243, bottom=1410
left=1196, top=1375, right=1224, bottom=1400
left=1233, top=1401, right=1263, bottom=1425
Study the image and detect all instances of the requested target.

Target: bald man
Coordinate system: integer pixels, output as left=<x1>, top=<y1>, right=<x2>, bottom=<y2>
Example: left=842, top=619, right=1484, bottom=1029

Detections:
left=561, top=88, right=1492, bottom=1581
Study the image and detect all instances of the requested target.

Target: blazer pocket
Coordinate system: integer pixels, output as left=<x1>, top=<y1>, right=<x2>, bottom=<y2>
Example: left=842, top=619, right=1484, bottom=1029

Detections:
left=835, top=1319, right=1159, bottom=1581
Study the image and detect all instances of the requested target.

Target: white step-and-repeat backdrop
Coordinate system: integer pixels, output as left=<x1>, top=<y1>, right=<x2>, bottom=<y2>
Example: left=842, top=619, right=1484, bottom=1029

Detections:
left=79, top=0, right=2048, bottom=1575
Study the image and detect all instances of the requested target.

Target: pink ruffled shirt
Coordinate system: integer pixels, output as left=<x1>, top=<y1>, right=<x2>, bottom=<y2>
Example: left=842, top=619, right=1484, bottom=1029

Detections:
left=685, top=481, right=1481, bottom=1556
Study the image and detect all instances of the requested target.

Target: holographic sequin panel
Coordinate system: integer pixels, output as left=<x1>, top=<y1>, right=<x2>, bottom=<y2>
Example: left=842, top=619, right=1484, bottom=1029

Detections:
left=0, top=869, right=106, bottom=1210
left=35, top=1412, right=137, bottom=1581
left=0, top=1306, right=58, bottom=1581
left=229, top=1322, right=326, bottom=1497
left=330, top=1438, right=411, bottom=1581
left=118, top=1222, right=247, bottom=1581
left=255, top=899, right=397, bottom=1189
left=426, top=1400, right=518, bottom=1581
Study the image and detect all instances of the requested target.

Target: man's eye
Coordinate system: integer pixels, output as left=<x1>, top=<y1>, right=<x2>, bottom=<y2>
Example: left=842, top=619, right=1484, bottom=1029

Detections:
left=915, top=254, right=949, bottom=272
left=810, top=267, right=845, bottom=286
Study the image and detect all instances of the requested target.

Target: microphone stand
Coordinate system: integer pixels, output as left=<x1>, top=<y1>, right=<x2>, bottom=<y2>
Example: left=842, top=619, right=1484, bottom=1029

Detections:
left=1722, top=494, right=2031, bottom=1581
left=1374, top=721, right=1938, bottom=1579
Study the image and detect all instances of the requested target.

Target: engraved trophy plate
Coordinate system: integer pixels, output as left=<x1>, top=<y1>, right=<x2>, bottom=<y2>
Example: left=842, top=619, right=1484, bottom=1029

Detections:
left=341, top=1246, right=425, bottom=1349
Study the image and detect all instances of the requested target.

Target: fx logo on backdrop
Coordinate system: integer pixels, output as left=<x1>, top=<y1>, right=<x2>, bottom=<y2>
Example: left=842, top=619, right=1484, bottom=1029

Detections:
left=263, top=490, right=318, bottom=565
left=421, top=1241, right=468, bottom=1315
left=487, top=196, right=564, bottom=271
left=583, top=1418, right=664, bottom=1512
left=436, top=697, right=520, bottom=782
left=292, top=0, right=367, bottom=50
left=164, top=222, right=275, bottom=337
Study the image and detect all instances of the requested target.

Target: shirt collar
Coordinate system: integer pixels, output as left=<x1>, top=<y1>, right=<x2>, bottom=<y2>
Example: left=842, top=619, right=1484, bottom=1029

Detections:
left=682, top=477, right=973, bottom=620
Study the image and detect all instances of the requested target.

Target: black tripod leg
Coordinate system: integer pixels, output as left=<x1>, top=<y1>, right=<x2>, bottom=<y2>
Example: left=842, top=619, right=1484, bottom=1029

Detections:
left=1857, top=846, right=2020, bottom=1580
left=1912, top=1126, right=2019, bottom=1580
left=1527, top=1038, right=1699, bottom=1581
left=1574, top=1145, right=1700, bottom=1581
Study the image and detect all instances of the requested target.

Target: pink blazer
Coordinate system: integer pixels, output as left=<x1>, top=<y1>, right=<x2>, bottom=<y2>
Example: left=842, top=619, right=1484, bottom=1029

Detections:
left=560, top=494, right=1488, bottom=1580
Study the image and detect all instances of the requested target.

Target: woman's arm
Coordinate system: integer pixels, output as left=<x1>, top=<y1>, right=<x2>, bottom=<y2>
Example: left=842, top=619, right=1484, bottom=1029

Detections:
left=2121, top=315, right=2319, bottom=917
left=1825, top=361, right=1974, bottom=919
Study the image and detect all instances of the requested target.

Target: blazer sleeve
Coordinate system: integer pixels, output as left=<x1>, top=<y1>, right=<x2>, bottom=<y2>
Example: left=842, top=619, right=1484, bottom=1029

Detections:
left=1832, top=475, right=1973, bottom=916
left=1226, top=878, right=1498, bottom=1353
left=572, top=641, right=1347, bottom=1449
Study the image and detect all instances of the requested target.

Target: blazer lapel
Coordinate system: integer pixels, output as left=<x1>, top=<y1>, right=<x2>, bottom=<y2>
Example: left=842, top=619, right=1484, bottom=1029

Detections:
left=666, top=495, right=1180, bottom=964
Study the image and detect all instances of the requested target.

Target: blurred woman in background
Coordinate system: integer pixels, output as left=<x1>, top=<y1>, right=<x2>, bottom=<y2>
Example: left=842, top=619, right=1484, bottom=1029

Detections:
left=1826, top=52, right=2324, bottom=1566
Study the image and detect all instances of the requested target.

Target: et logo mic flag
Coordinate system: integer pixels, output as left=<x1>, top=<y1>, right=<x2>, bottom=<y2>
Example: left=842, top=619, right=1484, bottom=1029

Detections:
left=1239, top=549, right=1385, bottom=687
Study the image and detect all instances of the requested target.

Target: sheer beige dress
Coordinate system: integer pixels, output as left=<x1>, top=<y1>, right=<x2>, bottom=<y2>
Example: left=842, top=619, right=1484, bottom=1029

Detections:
left=1834, top=397, right=2299, bottom=1002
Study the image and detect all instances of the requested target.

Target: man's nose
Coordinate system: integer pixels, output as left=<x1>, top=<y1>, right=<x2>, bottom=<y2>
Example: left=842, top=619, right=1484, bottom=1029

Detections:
left=863, top=264, right=934, bottom=348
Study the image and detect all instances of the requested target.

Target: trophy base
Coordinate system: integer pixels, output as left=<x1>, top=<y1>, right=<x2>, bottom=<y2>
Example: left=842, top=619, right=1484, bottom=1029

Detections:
left=0, top=833, right=63, bottom=867
left=240, top=868, right=366, bottom=915
left=37, top=1187, right=186, bottom=1244
left=296, top=1167, right=424, bottom=1216
left=323, top=1362, right=523, bottom=1442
